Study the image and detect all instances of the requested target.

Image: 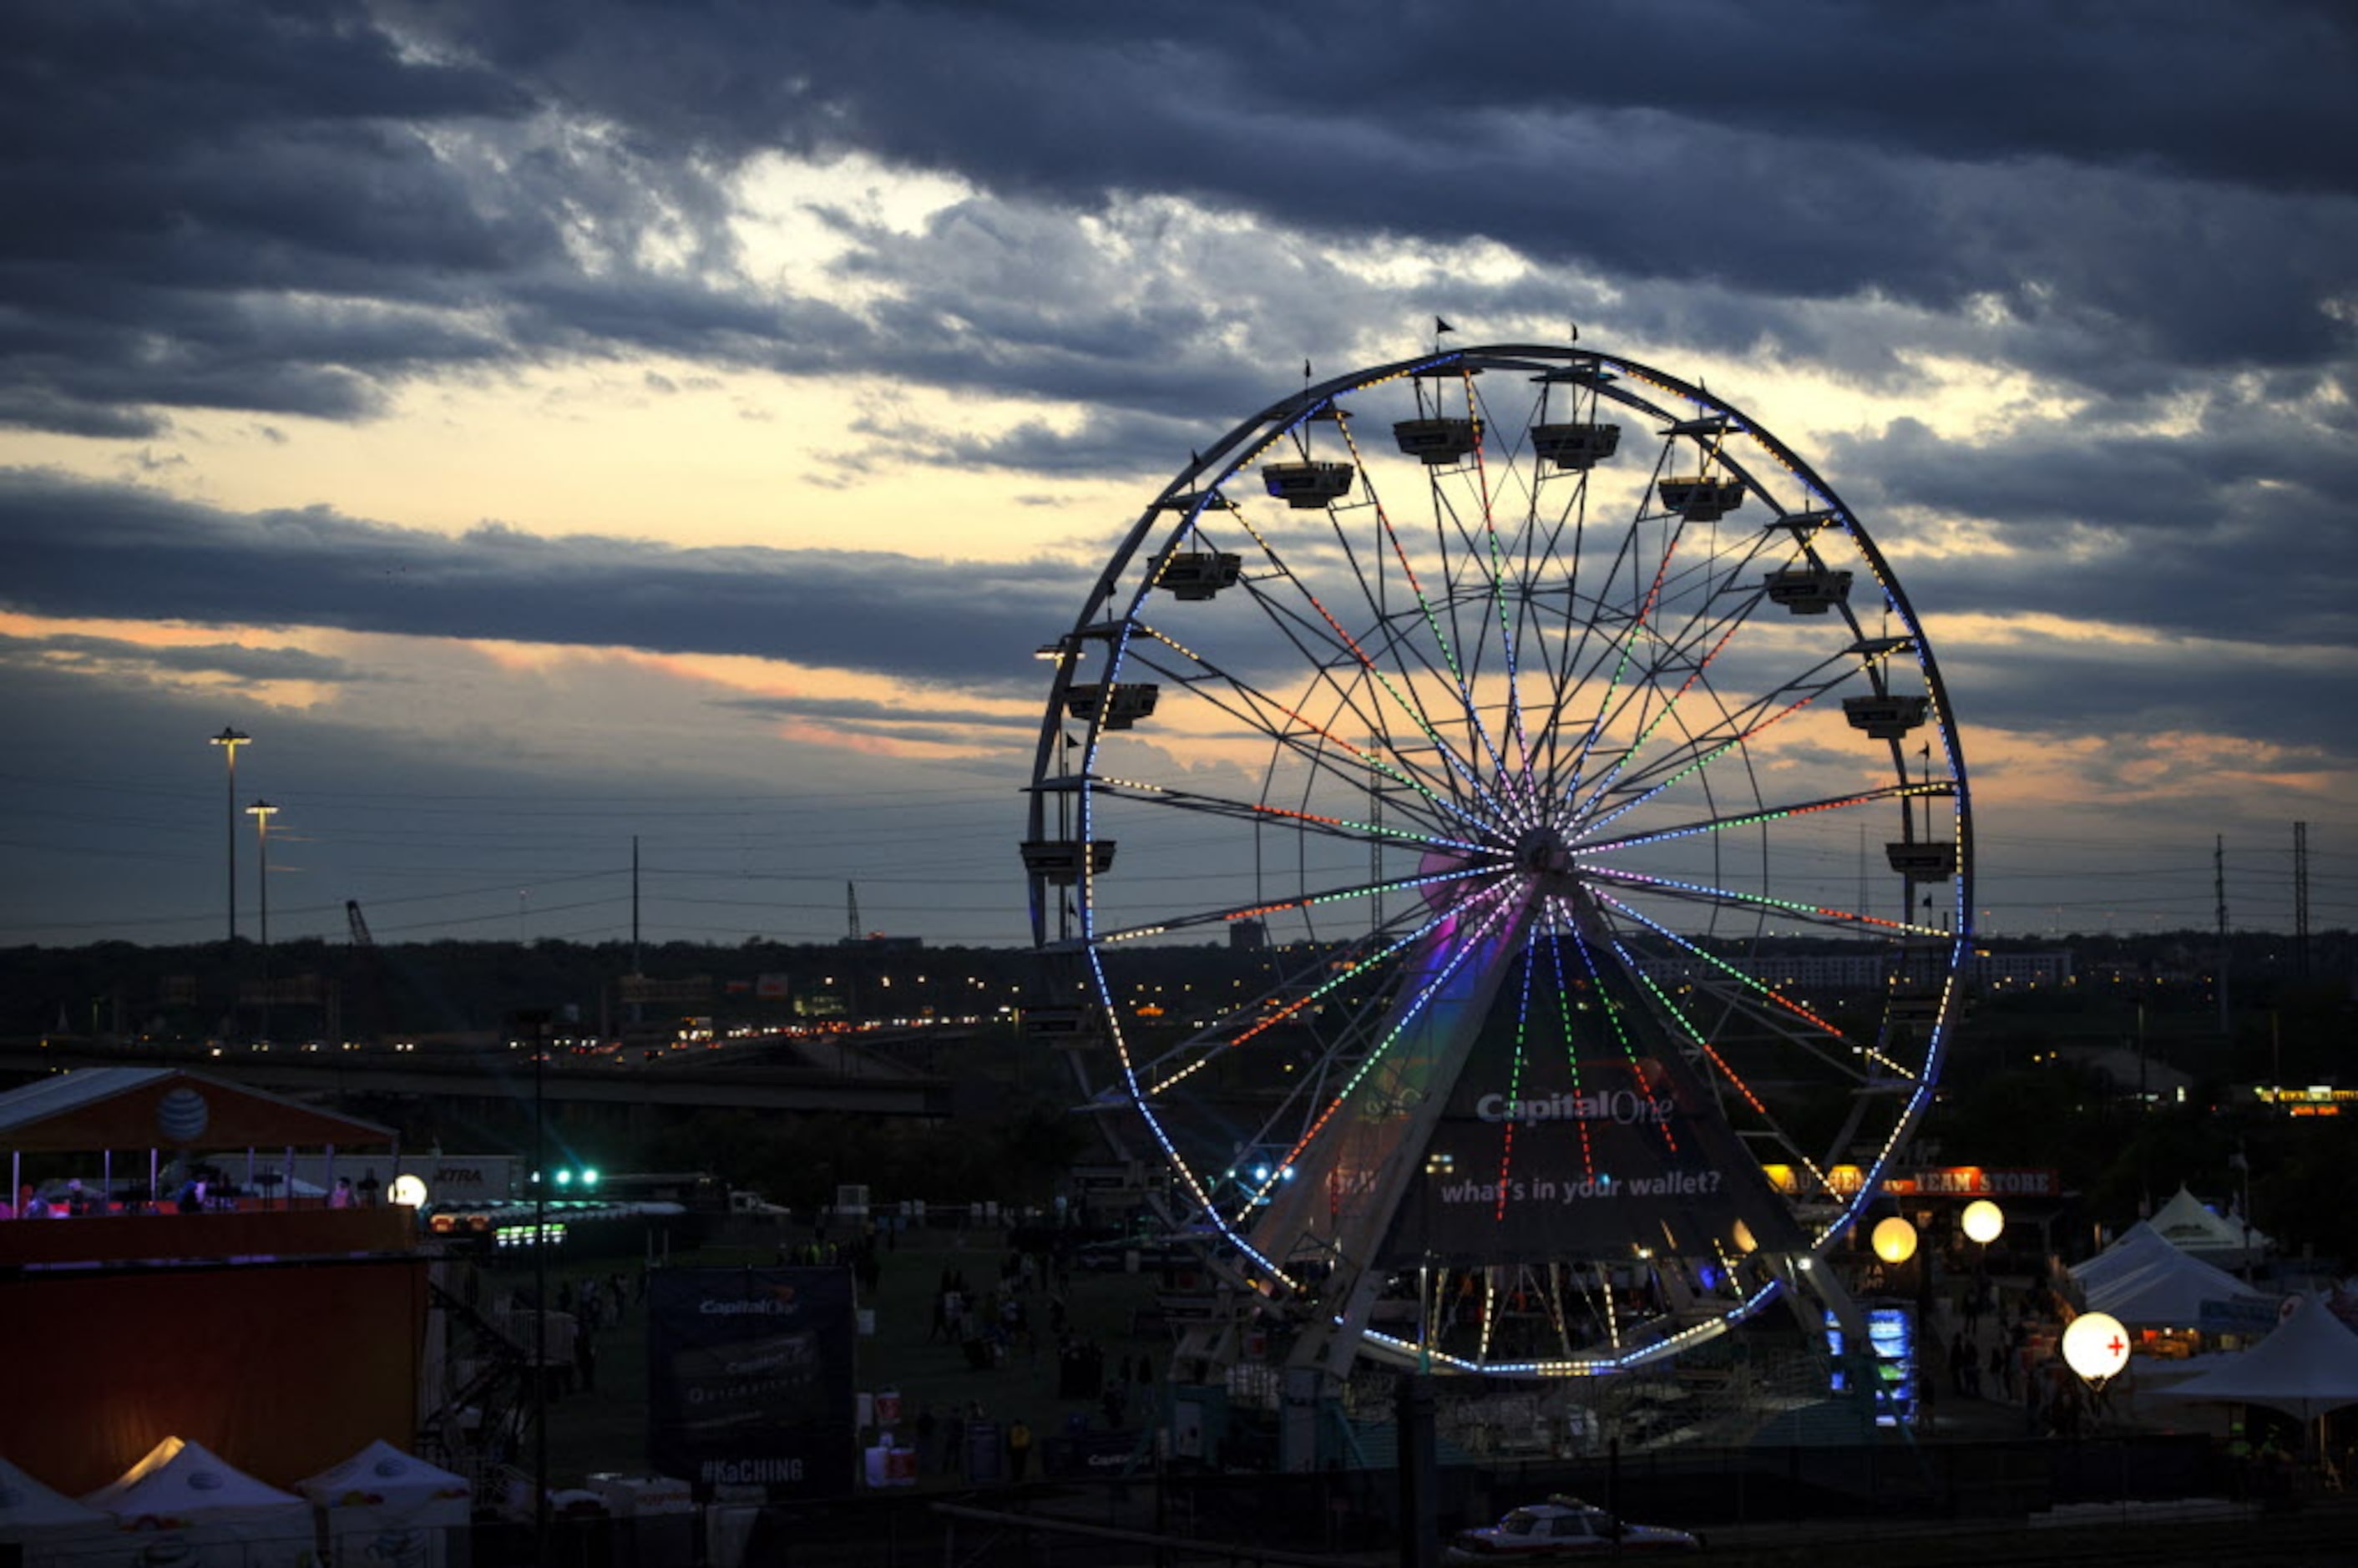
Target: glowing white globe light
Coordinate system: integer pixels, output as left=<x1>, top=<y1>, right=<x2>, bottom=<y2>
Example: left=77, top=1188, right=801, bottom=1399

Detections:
left=1961, top=1199, right=2006, bottom=1244
left=387, top=1174, right=429, bottom=1207
left=2062, top=1311, right=2132, bottom=1383
left=1871, top=1216, right=1918, bottom=1265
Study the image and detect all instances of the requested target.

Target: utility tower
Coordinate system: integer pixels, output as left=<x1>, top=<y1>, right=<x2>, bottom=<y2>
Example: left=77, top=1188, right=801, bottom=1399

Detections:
left=2214, top=836, right=2231, bottom=1039
left=2295, top=822, right=2311, bottom=978
left=847, top=881, right=862, bottom=943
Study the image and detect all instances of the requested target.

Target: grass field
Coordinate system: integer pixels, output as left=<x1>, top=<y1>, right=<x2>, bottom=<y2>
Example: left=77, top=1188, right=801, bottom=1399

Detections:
left=478, top=1217, right=1181, bottom=1488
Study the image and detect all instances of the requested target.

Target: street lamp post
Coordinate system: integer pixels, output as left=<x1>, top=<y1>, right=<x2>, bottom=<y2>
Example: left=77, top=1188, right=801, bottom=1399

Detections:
left=2062, top=1309, right=2132, bottom=1435
left=247, top=801, right=279, bottom=1042
left=210, top=728, right=250, bottom=943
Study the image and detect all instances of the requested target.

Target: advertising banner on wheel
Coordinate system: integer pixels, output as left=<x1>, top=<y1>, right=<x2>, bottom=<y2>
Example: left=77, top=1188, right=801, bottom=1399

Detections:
left=1375, top=936, right=1808, bottom=1269
left=646, top=1267, right=856, bottom=1497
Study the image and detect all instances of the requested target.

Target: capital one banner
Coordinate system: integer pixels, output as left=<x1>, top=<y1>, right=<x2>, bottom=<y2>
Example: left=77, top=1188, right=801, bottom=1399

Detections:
left=1375, top=935, right=1806, bottom=1267
left=647, top=1267, right=855, bottom=1496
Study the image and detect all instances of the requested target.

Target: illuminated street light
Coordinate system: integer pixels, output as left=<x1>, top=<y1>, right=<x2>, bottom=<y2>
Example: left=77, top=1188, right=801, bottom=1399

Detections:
left=247, top=800, right=280, bottom=1041
left=246, top=801, right=280, bottom=944
left=2062, top=1310, right=2132, bottom=1388
left=1961, top=1199, right=2006, bottom=1245
left=210, top=727, right=250, bottom=941
left=1871, top=1215, right=1919, bottom=1266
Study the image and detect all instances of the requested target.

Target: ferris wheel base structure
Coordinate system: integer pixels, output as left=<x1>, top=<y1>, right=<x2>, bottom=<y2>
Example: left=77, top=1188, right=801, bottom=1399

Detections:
left=1024, top=340, right=1971, bottom=1414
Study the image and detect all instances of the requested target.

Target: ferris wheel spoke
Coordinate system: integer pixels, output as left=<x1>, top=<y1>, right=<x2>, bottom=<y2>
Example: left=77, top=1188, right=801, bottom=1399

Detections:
left=1578, top=778, right=1951, bottom=859
left=1083, top=777, right=1487, bottom=861
left=1239, top=878, right=1526, bottom=1211
left=1124, top=629, right=1489, bottom=835
left=1333, top=419, right=1521, bottom=792
left=1668, top=962, right=1922, bottom=1095
left=1576, top=660, right=1824, bottom=812
left=1610, top=955, right=1845, bottom=1196
left=1547, top=509, right=1703, bottom=815
left=1546, top=518, right=1787, bottom=815
left=1122, top=901, right=1465, bottom=1113
left=1552, top=606, right=1755, bottom=826
left=1546, top=905, right=1688, bottom=1162
left=1227, top=569, right=1501, bottom=817
left=1464, top=444, right=1548, bottom=794
left=1584, top=868, right=1946, bottom=940
left=1585, top=891, right=1919, bottom=1090
left=1086, top=858, right=1497, bottom=953
left=1574, top=656, right=1915, bottom=842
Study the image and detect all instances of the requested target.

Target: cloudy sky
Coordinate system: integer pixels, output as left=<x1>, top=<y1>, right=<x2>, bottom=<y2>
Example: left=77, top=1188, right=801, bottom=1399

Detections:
left=2, top=0, right=2352, bottom=950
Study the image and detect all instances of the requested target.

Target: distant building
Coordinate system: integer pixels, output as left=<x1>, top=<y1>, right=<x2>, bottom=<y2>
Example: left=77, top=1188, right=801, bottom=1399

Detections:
left=1632, top=948, right=2072, bottom=992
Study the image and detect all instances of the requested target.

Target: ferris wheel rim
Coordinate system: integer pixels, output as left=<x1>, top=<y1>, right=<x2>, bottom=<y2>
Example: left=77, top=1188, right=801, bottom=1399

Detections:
left=1026, top=340, right=1971, bottom=1377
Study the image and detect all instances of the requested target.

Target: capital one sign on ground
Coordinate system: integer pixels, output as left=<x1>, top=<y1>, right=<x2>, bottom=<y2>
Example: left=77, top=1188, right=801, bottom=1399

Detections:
left=646, top=1267, right=856, bottom=1498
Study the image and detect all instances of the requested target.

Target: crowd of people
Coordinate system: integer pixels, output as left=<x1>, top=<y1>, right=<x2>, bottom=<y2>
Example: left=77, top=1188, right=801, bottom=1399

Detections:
left=4, top=1167, right=395, bottom=1216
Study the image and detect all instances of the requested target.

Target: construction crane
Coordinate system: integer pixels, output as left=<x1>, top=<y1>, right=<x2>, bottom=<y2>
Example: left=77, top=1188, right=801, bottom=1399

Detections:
left=344, top=899, right=385, bottom=1043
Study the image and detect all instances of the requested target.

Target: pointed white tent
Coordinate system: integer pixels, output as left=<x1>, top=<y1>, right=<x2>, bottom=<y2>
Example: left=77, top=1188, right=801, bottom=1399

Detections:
left=2072, top=1221, right=2178, bottom=1290
left=2154, top=1293, right=2358, bottom=1421
left=0, top=1454, right=125, bottom=1568
left=2069, top=1222, right=2272, bottom=1328
left=2148, top=1185, right=2270, bottom=1270
left=82, top=1438, right=315, bottom=1568
left=295, top=1439, right=471, bottom=1568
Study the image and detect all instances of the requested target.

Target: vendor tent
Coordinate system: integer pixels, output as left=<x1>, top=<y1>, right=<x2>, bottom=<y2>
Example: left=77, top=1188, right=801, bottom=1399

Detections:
left=0, top=1454, right=124, bottom=1568
left=82, top=1438, right=316, bottom=1568
left=2154, top=1293, right=2358, bottom=1421
left=295, top=1440, right=470, bottom=1568
left=2069, top=1222, right=2270, bottom=1328
left=2148, top=1184, right=2270, bottom=1270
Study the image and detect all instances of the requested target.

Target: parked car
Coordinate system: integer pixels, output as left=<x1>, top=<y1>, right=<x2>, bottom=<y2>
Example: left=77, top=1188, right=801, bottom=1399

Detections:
left=1445, top=1495, right=1702, bottom=1560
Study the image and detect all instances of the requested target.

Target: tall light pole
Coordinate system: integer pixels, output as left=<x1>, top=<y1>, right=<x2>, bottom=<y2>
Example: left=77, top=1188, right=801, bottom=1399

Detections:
left=247, top=800, right=279, bottom=1042
left=210, top=728, right=250, bottom=941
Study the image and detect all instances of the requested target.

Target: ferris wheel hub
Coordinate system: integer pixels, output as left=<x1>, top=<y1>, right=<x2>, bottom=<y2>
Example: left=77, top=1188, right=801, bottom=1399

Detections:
left=1510, top=825, right=1578, bottom=887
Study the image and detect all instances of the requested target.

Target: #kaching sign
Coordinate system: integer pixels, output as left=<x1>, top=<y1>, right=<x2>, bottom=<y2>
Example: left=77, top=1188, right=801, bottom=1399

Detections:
left=647, top=1268, right=856, bottom=1498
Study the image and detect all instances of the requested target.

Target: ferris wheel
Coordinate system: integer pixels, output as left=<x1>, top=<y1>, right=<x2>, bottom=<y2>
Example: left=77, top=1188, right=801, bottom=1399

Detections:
left=1022, top=340, right=1971, bottom=1383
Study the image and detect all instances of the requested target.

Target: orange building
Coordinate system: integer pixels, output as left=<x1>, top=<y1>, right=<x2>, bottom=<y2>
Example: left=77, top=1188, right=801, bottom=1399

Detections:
left=0, top=1069, right=428, bottom=1495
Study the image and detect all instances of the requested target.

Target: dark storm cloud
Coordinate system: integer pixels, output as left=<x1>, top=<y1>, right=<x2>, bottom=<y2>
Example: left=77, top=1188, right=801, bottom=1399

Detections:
left=0, top=632, right=360, bottom=685
left=0, top=4, right=549, bottom=432
left=393, top=0, right=2358, bottom=367
left=718, top=695, right=1036, bottom=733
left=848, top=403, right=1208, bottom=478
left=1825, top=405, right=2358, bottom=650
left=0, top=468, right=1078, bottom=685
left=7, top=0, right=2351, bottom=443
left=1945, top=632, right=2357, bottom=764
left=716, top=690, right=1044, bottom=751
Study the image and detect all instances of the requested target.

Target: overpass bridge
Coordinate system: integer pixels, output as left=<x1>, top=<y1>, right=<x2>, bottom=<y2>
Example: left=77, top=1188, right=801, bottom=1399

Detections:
left=3, top=1036, right=958, bottom=1120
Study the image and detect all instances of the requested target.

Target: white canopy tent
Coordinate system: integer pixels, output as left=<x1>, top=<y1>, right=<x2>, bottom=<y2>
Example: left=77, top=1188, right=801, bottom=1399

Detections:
left=2069, top=1222, right=2272, bottom=1329
left=2154, top=1293, right=2358, bottom=1422
left=81, top=1438, right=315, bottom=1568
left=2148, top=1185, right=2270, bottom=1272
left=0, top=1454, right=125, bottom=1568
left=294, top=1439, right=471, bottom=1568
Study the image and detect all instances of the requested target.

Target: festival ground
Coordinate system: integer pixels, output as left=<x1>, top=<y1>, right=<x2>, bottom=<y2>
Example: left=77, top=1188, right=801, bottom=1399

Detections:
left=480, top=1216, right=1179, bottom=1488
left=470, top=1217, right=2341, bottom=1564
